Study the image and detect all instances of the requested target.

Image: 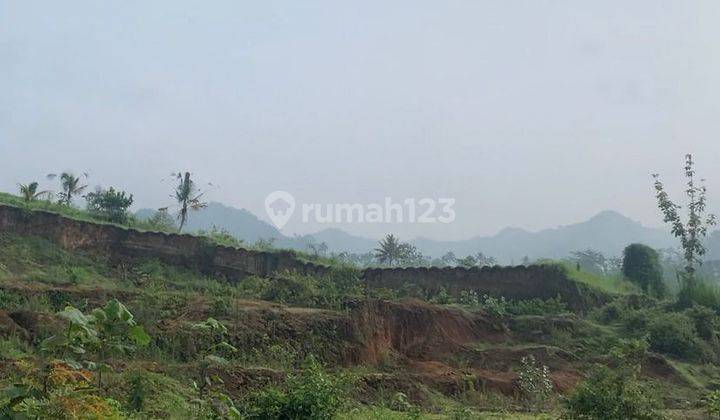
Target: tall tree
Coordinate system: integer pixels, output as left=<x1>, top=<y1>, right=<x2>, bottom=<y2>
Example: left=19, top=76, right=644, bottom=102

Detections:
left=173, top=171, right=207, bottom=232
left=374, top=234, right=404, bottom=267
left=17, top=182, right=48, bottom=203
left=653, top=154, right=717, bottom=276
left=48, top=172, right=88, bottom=205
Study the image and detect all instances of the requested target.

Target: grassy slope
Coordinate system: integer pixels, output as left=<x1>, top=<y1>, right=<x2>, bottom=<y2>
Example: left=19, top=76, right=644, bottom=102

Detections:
left=1, top=232, right=571, bottom=418
left=2, top=193, right=709, bottom=419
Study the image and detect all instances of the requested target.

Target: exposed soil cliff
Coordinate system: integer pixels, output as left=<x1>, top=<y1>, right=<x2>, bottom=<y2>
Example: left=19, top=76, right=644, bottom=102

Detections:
left=0, top=204, right=609, bottom=311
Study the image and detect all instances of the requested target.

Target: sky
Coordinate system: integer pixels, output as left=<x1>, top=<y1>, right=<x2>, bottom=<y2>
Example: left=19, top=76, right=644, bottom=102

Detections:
left=1, top=1, right=720, bottom=241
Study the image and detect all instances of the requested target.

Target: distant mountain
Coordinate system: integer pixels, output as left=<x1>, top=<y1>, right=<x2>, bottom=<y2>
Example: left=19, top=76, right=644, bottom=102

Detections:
left=311, top=228, right=377, bottom=254
left=410, top=210, right=676, bottom=262
left=137, top=204, right=692, bottom=262
left=136, top=202, right=283, bottom=244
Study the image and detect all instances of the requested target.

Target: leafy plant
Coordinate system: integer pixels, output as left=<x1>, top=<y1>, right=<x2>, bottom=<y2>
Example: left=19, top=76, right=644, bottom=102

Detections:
left=85, top=187, right=134, bottom=223
left=652, top=154, right=717, bottom=277
left=647, top=312, right=707, bottom=361
left=241, top=356, right=347, bottom=420
left=17, top=182, right=49, bottom=203
left=703, top=390, right=720, bottom=419
left=191, top=318, right=238, bottom=403
left=563, top=365, right=660, bottom=420
left=41, top=300, right=150, bottom=389
left=48, top=172, right=88, bottom=206
left=89, top=299, right=151, bottom=388
left=516, top=355, right=553, bottom=412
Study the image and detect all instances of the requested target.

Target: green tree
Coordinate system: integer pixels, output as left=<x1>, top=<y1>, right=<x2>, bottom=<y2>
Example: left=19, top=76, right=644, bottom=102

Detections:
left=653, top=154, right=717, bottom=277
left=622, top=244, right=666, bottom=297
left=17, top=182, right=49, bottom=203
left=456, top=255, right=478, bottom=268
left=173, top=171, right=207, bottom=232
left=374, top=234, right=405, bottom=267
left=48, top=172, right=88, bottom=206
left=85, top=187, right=134, bottom=223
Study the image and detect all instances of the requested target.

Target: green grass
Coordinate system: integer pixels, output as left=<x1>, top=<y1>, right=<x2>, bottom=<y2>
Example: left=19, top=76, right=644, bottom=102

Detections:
left=550, top=261, right=639, bottom=295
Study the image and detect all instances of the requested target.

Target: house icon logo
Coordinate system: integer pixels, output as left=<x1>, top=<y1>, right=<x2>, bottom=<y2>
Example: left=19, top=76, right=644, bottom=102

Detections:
left=264, top=191, right=295, bottom=229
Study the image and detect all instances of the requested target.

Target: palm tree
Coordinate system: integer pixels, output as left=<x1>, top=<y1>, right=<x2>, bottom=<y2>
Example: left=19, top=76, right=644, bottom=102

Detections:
left=174, top=172, right=207, bottom=232
left=18, top=182, right=49, bottom=202
left=48, top=172, right=87, bottom=205
left=374, top=234, right=405, bottom=267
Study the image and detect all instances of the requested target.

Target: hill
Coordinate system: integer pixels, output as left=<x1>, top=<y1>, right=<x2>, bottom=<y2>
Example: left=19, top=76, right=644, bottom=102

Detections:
left=138, top=203, right=678, bottom=261
left=0, top=201, right=716, bottom=419
left=412, top=210, right=676, bottom=261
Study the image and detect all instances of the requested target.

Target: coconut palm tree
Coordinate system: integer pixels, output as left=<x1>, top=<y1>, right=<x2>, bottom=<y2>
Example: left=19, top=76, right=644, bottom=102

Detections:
left=174, top=171, right=207, bottom=232
left=48, top=172, right=88, bottom=205
left=374, top=234, right=405, bottom=267
left=17, top=182, right=49, bottom=202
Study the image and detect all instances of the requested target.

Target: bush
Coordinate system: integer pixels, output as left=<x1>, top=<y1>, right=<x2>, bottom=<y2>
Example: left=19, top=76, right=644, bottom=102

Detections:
left=242, top=357, right=347, bottom=419
left=563, top=365, right=660, bottom=420
left=85, top=187, right=134, bottom=224
left=508, top=296, right=567, bottom=316
left=685, top=305, right=719, bottom=343
left=262, top=272, right=320, bottom=306
left=622, top=244, right=666, bottom=298
left=516, top=355, right=553, bottom=412
left=703, top=390, right=720, bottom=419
left=620, top=309, right=651, bottom=335
left=647, top=312, right=708, bottom=360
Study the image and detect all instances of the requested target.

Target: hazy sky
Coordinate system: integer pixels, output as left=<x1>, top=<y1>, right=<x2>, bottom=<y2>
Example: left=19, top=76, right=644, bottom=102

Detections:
left=2, top=1, right=720, bottom=240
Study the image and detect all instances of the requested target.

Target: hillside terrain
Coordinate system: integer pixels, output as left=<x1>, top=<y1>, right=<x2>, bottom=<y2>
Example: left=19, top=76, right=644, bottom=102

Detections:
left=1, top=199, right=720, bottom=419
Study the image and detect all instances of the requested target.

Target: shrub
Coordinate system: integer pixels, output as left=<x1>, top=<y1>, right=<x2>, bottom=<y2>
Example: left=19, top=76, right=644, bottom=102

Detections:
left=429, top=286, right=453, bottom=304
left=592, top=300, right=625, bottom=324
left=459, top=290, right=480, bottom=306
left=647, top=312, right=707, bottom=360
left=685, top=304, right=719, bottom=343
left=516, top=355, right=553, bottom=412
left=508, top=296, right=567, bottom=316
left=85, top=187, right=134, bottom=224
left=242, top=357, right=347, bottom=419
left=703, top=390, right=720, bottom=419
left=620, top=309, right=652, bottom=335
left=262, top=272, right=319, bottom=306
left=237, top=276, right=271, bottom=299
left=563, top=365, right=660, bottom=420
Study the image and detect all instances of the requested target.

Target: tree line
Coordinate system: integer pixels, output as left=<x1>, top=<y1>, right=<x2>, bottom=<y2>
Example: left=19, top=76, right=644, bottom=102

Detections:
left=17, top=171, right=207, bottom=232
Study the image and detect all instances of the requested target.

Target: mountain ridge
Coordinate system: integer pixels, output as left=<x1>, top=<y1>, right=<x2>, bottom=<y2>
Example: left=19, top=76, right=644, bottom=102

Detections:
left=136, top=203, right=685, bottom=262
